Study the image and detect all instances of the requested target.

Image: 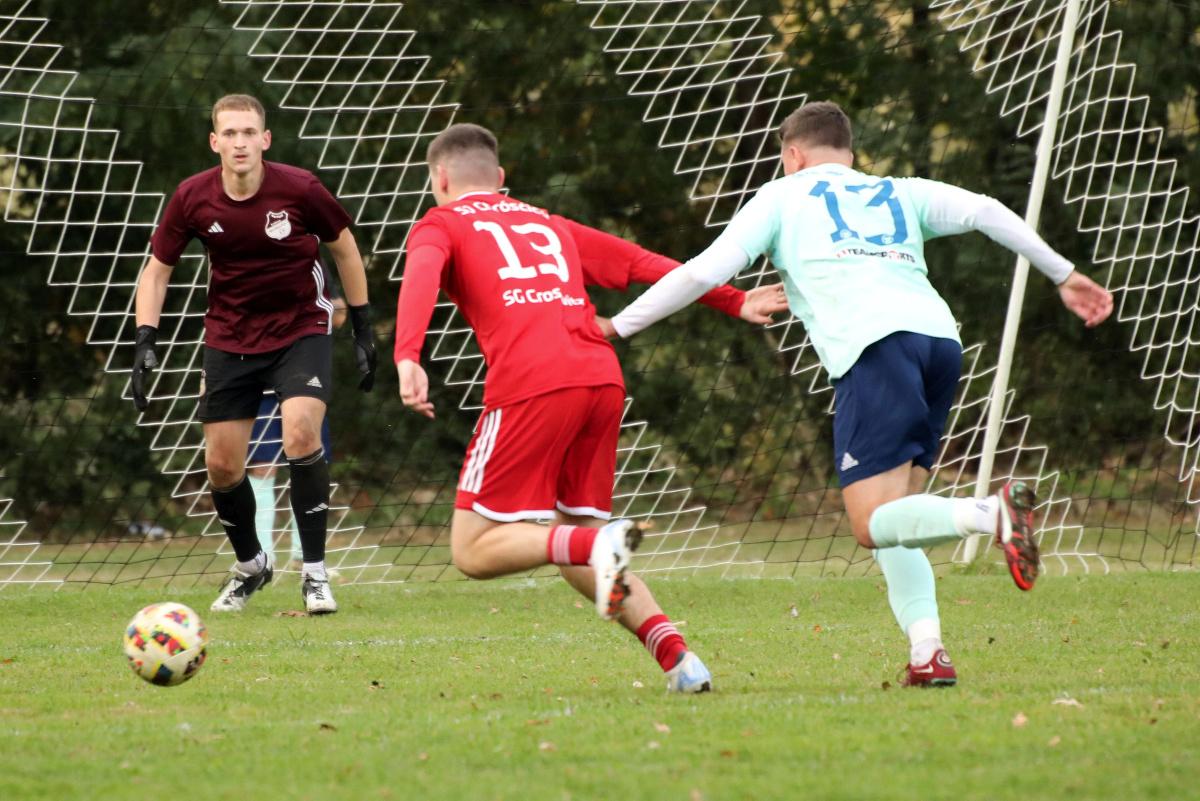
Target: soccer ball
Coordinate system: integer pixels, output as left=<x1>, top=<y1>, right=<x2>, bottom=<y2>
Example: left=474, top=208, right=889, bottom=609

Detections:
left=122, top=602, right=208, bottom=686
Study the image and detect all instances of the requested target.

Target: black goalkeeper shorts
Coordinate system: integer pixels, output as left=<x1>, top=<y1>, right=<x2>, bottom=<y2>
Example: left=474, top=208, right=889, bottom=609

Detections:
left=198, top=335, right=333, bottom=423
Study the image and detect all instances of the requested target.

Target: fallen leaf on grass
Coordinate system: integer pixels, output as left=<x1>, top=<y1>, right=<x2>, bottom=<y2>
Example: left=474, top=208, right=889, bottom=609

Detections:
left=881, top=681, right=892, bottom=691
left=2, top=658, right=12, bottom=664
left=1012, top=712, right=1028, bottom=728
left=1161, top=640, right=1171, bottom=650
left=741, top=728, right=755, bottom=737
left=833, top=653, right=841, bottom=661
left=319, top=723, right=337, bottom=731
left=275, top=611, right=309, bottom=618
left=810, top=593, right=820, bottom=601
left=653, top=722, right=670, bottom=734
left=956, top=598, right=972, bottom=605
left=488, top=604, right=500, bottom=614
left=1132, top=641, right=1147, bottom=647
left=1149, top=718, right=1158, bottom=725
left=812, top=625, right=821, bottom=633
left=1152, top=698, right=1165, bottom=711
left=418, top=753, right=428, bottom=761
left=1062, top=636, right=1070, bottom=643
left=720, top=749, right=737, bottom=758
left=676, top=620, right=687, bottom=627
left=574, top=600, right=583, bottom=609
left=255, top=677, right=270, bottom=682
left=647, top=741, right=660, bottom=750
left=539, top=742, right=557, bottom=752
left=526, top=719, right=551, bottom=726
left=691, top=791, right=703, bottom=801
left=1052, top=698, right=1084, bottom=708
left=632, top=681, right=644, bottom=688
left=789, top=604, right=799, bottom=617
left=1048, top=736, right=1061, bottom=747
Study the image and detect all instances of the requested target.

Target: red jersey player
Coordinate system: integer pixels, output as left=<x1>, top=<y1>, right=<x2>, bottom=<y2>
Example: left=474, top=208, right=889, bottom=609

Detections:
left=132, top=94, right=378, bottom=615
left=395, top=124, right=787, bottom=692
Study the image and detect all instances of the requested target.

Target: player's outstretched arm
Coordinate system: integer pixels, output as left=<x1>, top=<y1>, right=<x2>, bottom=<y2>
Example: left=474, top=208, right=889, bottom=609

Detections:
left=564, top=218, right=785, bottom=325
left=909, top=178, right=1114, bottom=326
left=327, top=228, right=377, bottom=391
left=609, top=239, right=750, bottom=338
left=131, top=256, right=174, bottom=411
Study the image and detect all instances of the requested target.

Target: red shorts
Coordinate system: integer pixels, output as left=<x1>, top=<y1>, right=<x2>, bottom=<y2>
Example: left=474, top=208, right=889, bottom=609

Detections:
left=455, top=384, right=625, bottom=522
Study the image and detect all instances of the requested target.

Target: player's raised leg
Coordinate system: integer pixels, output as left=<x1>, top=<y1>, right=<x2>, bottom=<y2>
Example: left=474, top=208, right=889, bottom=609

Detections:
left=556, top=514, right=712, bottom=693
left=279, top=392, right=336, bottom=614
left=205, top=417, right=275, bottom=612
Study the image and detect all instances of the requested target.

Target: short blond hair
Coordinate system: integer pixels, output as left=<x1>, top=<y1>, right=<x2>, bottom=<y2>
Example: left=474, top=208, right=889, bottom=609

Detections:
left=211, top=94, right=266, bottom=132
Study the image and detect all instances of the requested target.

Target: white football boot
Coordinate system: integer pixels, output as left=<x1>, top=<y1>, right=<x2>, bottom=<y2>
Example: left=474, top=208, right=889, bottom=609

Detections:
left=590, top=519, right=643, bottom=620
left=666, top=651, right=713, bottom=693
left=210, top=552, right=274, bottom=612
left=302, top=573, right=338, bottom=615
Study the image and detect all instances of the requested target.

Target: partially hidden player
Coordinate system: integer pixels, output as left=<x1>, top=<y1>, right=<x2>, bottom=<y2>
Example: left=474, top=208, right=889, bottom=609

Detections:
left=603, top=102, right=1113, bottom=686
left=131, top=94, right=378, bottom=615
left=394, top=124, right=789, bottom=692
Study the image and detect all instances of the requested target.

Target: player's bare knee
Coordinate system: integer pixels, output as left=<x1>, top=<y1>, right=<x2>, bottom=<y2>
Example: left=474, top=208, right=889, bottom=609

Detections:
left=450, top=539, right=490, bottom=579
left=282, top=423, right=320, bottom=458
left=851, top=514, right=877, bottom=549
left=205, top=454, right=243, bottom=488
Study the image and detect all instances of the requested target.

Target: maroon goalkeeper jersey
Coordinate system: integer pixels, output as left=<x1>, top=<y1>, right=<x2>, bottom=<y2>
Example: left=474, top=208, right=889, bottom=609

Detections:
left=394, top=192, right=746, bottom=409
left=150, top=160, right=353, bottom=354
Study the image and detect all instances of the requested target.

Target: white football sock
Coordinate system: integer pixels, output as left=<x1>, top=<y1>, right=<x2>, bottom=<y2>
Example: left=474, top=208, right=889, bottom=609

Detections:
left=235, top=550, right=267, bottom=576
left=950, top=495, right=999, bottom=536
left=303, top=561, right=327, bottom=580
left=907, top=617, right=943, bottom=665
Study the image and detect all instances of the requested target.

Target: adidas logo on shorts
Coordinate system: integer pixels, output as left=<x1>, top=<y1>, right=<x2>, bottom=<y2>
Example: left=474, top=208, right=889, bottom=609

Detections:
left=840, top=452, right=859, bottom=471
left=307, top=376, right=322, bottom=388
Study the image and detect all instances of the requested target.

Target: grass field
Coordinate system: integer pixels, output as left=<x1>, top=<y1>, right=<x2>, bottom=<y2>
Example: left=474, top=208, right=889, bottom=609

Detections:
left=1, top=573, right=1197, bottom=799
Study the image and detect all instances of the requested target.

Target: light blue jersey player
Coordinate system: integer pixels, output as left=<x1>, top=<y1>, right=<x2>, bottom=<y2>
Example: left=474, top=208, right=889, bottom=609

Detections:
left=606, top=101, right=1113, bottom=687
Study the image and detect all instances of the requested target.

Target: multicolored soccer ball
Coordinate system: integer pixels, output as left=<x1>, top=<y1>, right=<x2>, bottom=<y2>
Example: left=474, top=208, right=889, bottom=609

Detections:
left=122, top=602, right=208, bottom=686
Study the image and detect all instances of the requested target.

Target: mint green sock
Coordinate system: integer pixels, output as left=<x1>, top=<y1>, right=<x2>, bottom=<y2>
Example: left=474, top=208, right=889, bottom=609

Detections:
left=868, top=494, right=962, bottom=549
left=873, top=546, right=939, bottom=636
left=288, top=514, right=302, bottom=564
left=247, top=473, right=276, bottom=555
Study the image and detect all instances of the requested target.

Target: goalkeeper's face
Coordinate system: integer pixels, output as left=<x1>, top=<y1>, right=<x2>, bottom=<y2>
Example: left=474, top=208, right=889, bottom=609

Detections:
left=210, top=110, right=271, bottom=177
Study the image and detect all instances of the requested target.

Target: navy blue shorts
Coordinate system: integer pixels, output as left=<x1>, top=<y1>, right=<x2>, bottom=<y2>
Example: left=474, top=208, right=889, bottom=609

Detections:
left=248, top=395, right=333, bottom=465
left=832, top=332, right=962, bottom=487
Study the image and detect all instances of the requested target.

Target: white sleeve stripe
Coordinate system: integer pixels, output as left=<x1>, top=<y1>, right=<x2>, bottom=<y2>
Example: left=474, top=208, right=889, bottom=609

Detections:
left=312, top=262, right=336, bottom=334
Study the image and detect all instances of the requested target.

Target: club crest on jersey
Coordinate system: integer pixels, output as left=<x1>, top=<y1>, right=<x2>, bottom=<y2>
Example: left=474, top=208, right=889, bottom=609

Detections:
left=265, top=210, right=292, bottom=240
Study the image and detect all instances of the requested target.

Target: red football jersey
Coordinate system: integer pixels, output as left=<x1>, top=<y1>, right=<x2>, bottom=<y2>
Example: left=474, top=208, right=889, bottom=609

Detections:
left=150, top=160, right=353, bottom=354
left=394, top=192, right=748, bottom=409
left=397, top=193, right=623, bottom=408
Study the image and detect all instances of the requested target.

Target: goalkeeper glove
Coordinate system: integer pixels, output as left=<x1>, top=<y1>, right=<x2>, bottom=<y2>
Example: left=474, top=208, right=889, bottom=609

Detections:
left=348, top=303, right=377, bottom=392
left=131, top=325, right=159, bottom=411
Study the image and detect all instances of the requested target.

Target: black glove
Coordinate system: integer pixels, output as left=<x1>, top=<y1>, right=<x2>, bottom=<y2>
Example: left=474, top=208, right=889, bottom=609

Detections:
left=348, top=303, right=377, bottom=392
left=131, top=325, right=159, bottom=411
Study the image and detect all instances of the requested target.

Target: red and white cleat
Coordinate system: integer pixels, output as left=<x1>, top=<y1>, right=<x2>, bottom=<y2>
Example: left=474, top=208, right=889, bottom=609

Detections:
left=996, top=480, right=1040, bottom=591
left=901, top=648, right=957, bottom=688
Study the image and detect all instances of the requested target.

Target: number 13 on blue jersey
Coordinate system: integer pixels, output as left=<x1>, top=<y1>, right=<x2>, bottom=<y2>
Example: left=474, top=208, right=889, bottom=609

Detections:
left=809, top=179, right=908, bottom=247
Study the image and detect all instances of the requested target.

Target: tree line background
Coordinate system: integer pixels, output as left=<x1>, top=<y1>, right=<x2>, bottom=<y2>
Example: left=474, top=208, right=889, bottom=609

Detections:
left=1, top=0, right=1197, bottom=566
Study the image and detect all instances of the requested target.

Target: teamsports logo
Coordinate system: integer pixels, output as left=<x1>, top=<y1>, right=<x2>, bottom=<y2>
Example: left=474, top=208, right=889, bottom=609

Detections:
left=265, top=210, right=292, bottom=240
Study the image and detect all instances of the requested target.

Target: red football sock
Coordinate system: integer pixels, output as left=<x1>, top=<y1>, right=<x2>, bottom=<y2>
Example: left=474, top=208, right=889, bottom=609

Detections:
left=637, top=614, right=688, bottom=672
left=546, top=524, right=598, bottom=566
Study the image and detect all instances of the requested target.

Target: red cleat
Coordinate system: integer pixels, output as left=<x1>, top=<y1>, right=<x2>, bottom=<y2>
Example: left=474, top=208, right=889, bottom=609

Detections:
left=996, top=480, right=1040, bottom=591
left=901, top=648, right=957, bottom=688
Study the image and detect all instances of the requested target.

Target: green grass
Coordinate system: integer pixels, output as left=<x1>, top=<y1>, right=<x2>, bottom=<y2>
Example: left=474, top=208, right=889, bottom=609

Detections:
left=1, top=574, right=1198, bottom=799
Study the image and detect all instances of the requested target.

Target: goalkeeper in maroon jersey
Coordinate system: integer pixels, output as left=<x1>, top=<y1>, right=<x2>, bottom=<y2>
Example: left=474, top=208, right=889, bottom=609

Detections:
left=132, top=94, right=378, bottom=615
left=395, top=124, right=787, bottom=692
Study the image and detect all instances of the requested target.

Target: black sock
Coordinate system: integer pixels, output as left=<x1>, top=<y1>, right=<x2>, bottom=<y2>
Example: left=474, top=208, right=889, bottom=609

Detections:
left=288, top=448, right=329, bottom=563
left=211, top=475, right=261, bottom=563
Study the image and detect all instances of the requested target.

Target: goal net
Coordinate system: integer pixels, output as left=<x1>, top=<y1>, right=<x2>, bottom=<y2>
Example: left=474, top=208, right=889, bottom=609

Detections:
left=1, top=0, right=1196, bottom=589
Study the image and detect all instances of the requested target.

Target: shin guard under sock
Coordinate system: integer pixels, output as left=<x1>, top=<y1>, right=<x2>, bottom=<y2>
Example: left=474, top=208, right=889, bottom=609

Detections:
left=288, top=448, right=329, bottom=564
left=211, top=475, right=261, bottom=563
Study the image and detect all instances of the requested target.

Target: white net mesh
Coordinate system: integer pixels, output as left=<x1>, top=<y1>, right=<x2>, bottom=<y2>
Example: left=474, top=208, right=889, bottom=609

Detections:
left=0, top=0, right=1196, bottom=588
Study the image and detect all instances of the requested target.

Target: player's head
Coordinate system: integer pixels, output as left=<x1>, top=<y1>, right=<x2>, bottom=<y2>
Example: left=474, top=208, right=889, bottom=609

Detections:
left=778, top=102, right=853, bottom=175
left=426, top=123, right=505, bottom=205
left=209, top=94, right=271, bottom=177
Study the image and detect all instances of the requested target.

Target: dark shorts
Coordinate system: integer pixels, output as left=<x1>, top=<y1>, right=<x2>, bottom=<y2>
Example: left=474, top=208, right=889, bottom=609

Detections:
left=198, top=335, right=332, bottom=424
left=248, top=395, right=333, bottom=464
left=832, top=331, right=962, bottom=487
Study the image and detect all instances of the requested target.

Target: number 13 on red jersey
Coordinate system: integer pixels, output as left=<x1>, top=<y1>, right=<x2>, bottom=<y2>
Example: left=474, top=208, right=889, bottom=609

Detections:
left=473, top=221, right=569, bottom=282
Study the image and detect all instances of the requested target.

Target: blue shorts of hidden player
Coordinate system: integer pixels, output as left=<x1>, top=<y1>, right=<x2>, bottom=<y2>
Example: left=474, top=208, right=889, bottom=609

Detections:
left=833, top=331, right=962, bottom=487
left=248, top=395, right=333, bottom=465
